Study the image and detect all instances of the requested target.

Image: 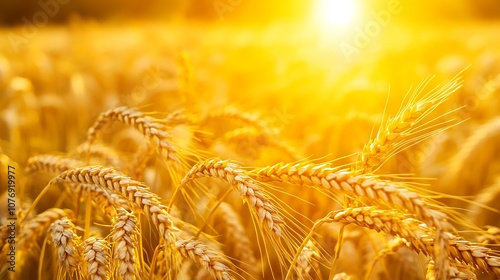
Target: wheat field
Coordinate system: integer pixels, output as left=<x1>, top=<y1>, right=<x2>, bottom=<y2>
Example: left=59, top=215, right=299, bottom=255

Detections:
left=1, top=9, right=500, bottom=280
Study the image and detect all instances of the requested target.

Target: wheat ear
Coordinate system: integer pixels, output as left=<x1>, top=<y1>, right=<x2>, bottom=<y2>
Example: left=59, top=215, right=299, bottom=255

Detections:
left=18, top=208, right=74, bottom=251
left=83, top=237, right=110, bottom=280
left=203, top=106, right=272, bottom=133
left=468, top=176, right=500, bottom=227
left=326, top=207, right=500, bottom=278
left=72, top=183, right=130, bottom=217
left=478, top=226, right=500, bottom=245
left=426, top=260, right=476, bottom=280
left=111, top=208, right=139, bottom=280
left=295, top=239, right=320, bottom=280
left=25, top=154, right=83, bottom=174
left=86, top=106, right=180, bottom=165
left=178, top=158, right=284, bottom=236
left=213, top=202, right=258, bottom=278
left=175, top=234, right=234, bottom=280
left=74, top=142, right=124, bottom=168
left=253, top=162, right=447, bottom=231
left=445, top=117, right=500, bottom=195
left=49, top=217, right=83, bottom=276
left=56, top=166, right=178, bottom=243
left=224, top=126, right=301, bottom=160
left=356, top=75, right=463, bottom=172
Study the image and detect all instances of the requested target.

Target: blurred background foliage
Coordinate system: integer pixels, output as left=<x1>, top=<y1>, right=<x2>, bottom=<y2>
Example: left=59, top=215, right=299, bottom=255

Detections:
left=0, top=0, right=499, bottom=25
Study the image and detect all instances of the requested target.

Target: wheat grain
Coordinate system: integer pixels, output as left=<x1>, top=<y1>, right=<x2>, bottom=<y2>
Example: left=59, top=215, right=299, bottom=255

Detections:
left=478, top=226, right=500, bottom=245
left=165, top=108, right=196, bottom=125
left=83, top=237, right=110, bottom=280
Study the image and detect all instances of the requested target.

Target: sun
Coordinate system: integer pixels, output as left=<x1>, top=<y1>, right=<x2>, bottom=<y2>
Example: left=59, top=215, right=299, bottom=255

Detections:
left=313, top=0, right=358, bottom=29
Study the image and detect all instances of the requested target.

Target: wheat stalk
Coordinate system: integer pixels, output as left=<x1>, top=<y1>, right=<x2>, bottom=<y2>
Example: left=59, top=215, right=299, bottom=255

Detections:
left=83, top=237, right=110, bottom=280
left=178, top=158, right=284, bottom=236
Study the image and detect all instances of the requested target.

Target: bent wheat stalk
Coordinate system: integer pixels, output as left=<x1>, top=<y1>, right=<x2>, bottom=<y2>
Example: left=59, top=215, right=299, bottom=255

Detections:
left=86, top=106, right=180, bottom=165
left=18, top=208, right=74, bottom=251
left=73, top=183, right=131, bottom=217
left=257, top=162, right=450, bottom=279
left=175, top=158, right=284, bottom=236
left=55, top=166, right=178, bottom=243
left=25, top=154, right=83, bottom=174
left=252, top=162, right=447, bottom=228
left=175, top=234, right=234, bottom=280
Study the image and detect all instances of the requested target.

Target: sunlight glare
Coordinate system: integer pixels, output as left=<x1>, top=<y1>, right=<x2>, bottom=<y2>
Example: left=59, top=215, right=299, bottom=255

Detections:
left=313, top=0, right=358, bottom=29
